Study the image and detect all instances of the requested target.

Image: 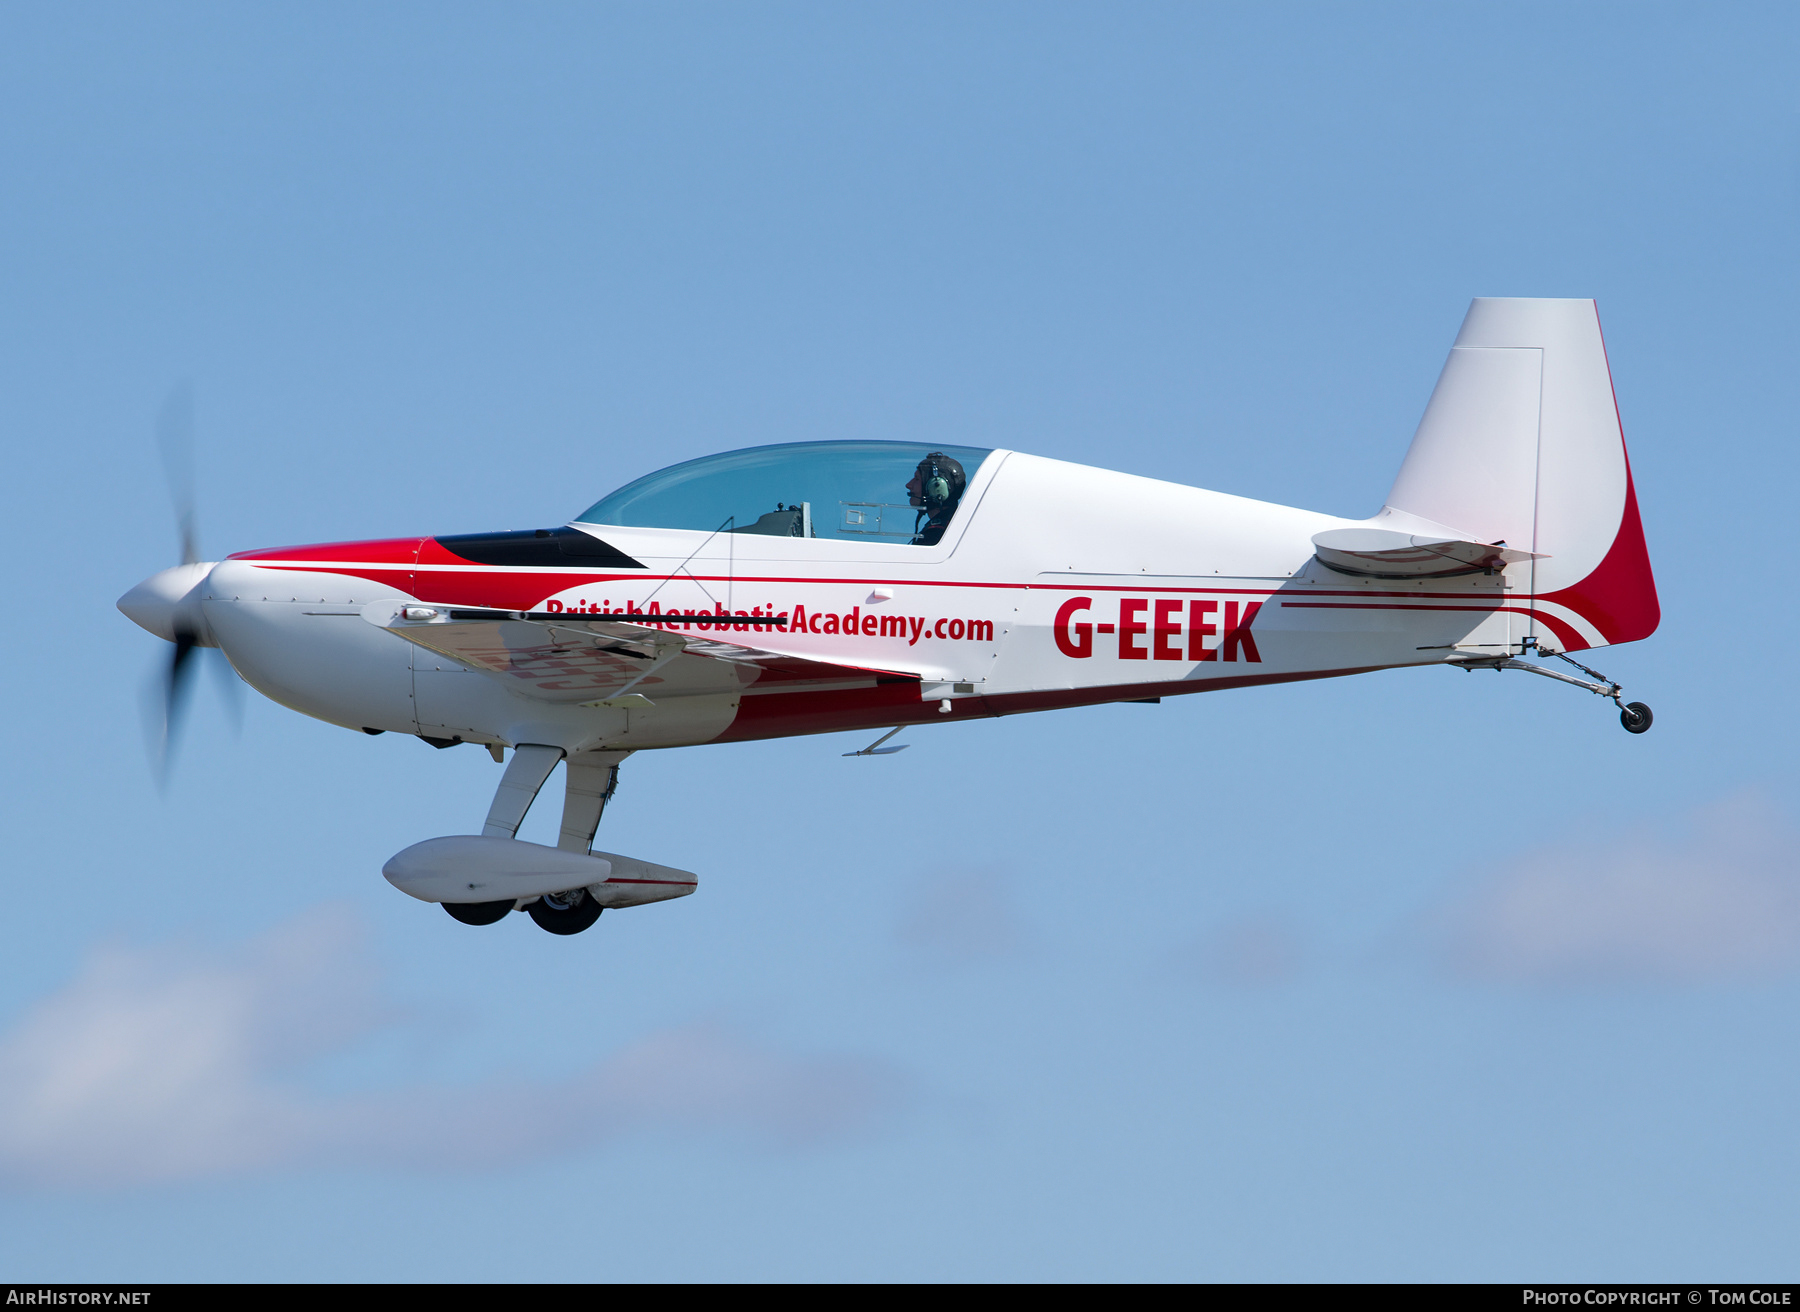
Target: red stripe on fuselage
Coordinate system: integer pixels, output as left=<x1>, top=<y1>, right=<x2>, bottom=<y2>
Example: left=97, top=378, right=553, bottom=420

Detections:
left=225, top=521, right=1655, bottom=657
left=245, top=557, right=1547, bottom=608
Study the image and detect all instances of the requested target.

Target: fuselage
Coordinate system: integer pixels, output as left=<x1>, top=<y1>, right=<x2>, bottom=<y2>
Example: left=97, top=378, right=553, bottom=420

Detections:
left=169, top=448, right=1563, bottom=758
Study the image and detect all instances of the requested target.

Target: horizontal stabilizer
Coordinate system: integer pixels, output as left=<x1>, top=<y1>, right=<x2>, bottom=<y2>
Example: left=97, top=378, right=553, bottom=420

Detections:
left=1311, top=527, right=1544, bottom=580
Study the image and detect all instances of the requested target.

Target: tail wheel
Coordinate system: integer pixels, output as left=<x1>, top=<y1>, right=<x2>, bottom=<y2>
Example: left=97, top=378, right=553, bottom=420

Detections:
left=1620, top=701, right=1654, bottom=734
left=528, top=888, right=604, bottom=935
left=443, top=899, right=514, bottom=926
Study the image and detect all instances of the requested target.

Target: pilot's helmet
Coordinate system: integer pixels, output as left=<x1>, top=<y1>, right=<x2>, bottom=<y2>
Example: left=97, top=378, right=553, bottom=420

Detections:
left=915, top=452, right=967, bottom=517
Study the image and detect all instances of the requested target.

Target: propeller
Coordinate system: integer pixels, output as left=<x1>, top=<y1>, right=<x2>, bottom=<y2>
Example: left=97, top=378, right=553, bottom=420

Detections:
left=141, top=383, right=242, bottom=780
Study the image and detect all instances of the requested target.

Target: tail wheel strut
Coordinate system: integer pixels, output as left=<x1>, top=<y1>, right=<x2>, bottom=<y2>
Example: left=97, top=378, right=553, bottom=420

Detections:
left=1450, top=642, right=1653, bottom=735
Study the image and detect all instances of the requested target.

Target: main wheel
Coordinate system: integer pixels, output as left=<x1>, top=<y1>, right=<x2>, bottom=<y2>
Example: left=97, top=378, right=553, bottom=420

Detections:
left=443, top=899, right=514, bottom=926
left=528, top=888, right=604, bottom=935
left=1620, top=701, right=1654, bottom=734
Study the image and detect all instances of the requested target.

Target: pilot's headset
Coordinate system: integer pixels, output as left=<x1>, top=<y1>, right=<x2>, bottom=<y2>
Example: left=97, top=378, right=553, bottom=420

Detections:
left=916, top=452, right=967, bottom=518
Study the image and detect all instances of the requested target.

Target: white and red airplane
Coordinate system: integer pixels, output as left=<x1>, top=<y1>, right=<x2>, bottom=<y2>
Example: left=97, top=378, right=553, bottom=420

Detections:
left=120, top=297, right=1658, bottom=935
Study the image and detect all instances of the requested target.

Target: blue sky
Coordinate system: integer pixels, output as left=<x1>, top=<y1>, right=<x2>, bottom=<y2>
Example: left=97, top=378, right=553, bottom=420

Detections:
left=2, top=1, right=1798, bottom=1281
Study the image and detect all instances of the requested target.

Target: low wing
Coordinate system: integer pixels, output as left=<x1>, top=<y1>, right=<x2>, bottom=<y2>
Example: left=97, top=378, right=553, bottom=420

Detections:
left=1311, top=527, right=1546, bottom=580
left=361, top=601, right=921, bottom=704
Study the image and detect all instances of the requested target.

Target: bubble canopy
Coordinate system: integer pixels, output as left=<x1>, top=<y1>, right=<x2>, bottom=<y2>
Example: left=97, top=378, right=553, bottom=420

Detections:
left=575, top=440, right=994, bottom=545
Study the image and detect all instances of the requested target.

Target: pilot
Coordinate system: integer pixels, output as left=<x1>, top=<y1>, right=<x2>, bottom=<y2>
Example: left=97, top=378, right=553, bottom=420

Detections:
left=907, top=451, right=967, bottom=546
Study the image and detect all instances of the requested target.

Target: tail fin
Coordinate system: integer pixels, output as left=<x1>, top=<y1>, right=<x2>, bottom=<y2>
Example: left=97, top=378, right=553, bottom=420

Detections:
left=1376, top=297, right=1658, bottom=652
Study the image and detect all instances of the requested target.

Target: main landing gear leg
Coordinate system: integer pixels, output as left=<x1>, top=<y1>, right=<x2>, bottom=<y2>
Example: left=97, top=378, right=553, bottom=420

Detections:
left=557, top=750, right=632, bottom=855
left=443, top=743, right=564, bottom=927
left=481, top=744, right=565, bottom=839
left=1452, top=643, right=1653, bottom=734
left=526, top=749, right=633, bottom=936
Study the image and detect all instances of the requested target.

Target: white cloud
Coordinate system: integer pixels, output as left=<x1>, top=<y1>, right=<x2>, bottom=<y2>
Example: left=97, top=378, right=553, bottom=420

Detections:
left=1433, top=793, right=1800, bottom=984
left=0, top=907, right=899, bottom=1189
